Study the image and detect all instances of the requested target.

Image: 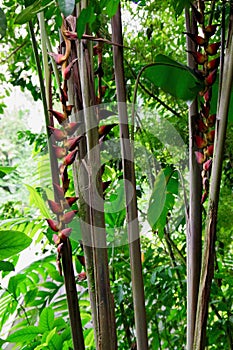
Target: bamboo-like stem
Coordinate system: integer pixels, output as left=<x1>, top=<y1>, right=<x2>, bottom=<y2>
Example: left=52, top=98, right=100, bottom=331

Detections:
left=29, top=17, right=85, bottom=350
left=193, top=10, right=233, bottom=350
left=61, top=239, right=85, bottom=350
left=185, top=8, right=202, bottom=350
left=76, top=2, right=117, bottom=348
left=65, top=10, right=99, bottom=345
left=111, top=5, right=148, bottom=350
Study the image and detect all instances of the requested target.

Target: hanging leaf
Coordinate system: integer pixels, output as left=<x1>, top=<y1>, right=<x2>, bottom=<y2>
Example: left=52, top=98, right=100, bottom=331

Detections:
left=76, top=5, right=96, bottom=39
left=14, top=0, right=54, bottom=25
left=171, top=0, right=191, bottom=17
left=0, top=230, right=32, bottom=260
left=103, top=0, right=120, bottom=18
left=147, top=167, right=179, bottom=237
left=143, top=54, right=204, bottom=102
left=0, top=8, right=7, bottom=39
left=25, top=184, right=51, bottom=218
left=0, top=260, right=14, bottom=272
left=58, top=0, right=75, bottom=17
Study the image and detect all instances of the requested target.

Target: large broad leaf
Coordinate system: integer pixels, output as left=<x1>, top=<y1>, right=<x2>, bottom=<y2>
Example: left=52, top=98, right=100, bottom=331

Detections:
left=6, top=326, right=41, bottom=343
left=58, top=0, right=75, bottom=17
left=0, top=230, right=32, bottom=260
left=143, top=54, right=204, bottom=103
left=147, top=167, right=179, bottom=237
left=0, top=8, right=7, bottom=39
left=15, top=0, right=54, bottom=24
left=26, top=184, right=51, bottom=218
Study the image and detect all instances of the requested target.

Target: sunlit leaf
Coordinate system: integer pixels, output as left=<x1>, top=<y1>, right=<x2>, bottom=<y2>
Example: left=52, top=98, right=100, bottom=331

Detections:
left=0, top=166, right=17, bottom=179
left=143, top=54, right=204, bottom=102
left=6, top=326, right=41, bottom=343
left=84, top=328, right=95, bottom=347
left=0, top=230, right=32, bottom=260
left=58, top=0, right=75, bottom=17
left=25, top=184, right=51, bottom=218
left=15, top=0, right=54, bottom=24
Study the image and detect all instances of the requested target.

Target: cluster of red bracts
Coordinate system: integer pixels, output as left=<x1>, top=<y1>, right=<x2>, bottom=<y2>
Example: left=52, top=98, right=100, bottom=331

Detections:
left=45, top=21, right=84, bottom=275
left=186, top=4, right=220, bottom=204
left=45, top=107, right=83, bottom=272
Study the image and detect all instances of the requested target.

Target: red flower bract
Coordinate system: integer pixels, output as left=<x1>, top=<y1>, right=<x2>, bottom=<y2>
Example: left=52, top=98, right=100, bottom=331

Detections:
left=48, top=126, right=67, bottom=141
left=195, top=135, right=207, bottom=149
left=62, top=210, right=78, bottom=224
left=48, top=199, right=63, bottom=215
left=49, top=109, right=67, bottom=124
left=195, top=151, right=205, bottom=164
left=63, top=149, right=78, bottom=166
left=53, top=145, right=67, bottom=159
left=46, top=219, right=59, bottom=232
left=59, top=228, right=72, bottom=240
left=65, top=122, right=82, bottom=136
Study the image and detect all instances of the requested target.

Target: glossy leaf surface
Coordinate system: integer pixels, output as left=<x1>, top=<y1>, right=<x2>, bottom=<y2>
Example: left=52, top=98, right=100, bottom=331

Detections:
left=143, top=54, right=204, bottom=102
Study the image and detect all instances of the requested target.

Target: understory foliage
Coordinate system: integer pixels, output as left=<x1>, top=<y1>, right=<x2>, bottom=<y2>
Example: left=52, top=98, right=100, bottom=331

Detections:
left=0, top=1, right=232, bottom=349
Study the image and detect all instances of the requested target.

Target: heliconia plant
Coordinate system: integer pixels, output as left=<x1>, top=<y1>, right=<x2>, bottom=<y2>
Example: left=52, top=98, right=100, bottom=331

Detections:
left=3, top=0, right=232, bottom=349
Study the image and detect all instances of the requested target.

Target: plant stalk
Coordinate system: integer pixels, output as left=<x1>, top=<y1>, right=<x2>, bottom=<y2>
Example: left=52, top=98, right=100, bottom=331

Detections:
left=29, top=17, right=85, bottom=350
left=111, top=5, right=148, bottom=350
left=193, top=9, right=233, bottom=349
left=185, top=8, right=202, bottom=350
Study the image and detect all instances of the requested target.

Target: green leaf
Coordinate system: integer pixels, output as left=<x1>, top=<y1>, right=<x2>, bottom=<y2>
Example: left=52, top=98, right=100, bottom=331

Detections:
left=210, top=75, right=233, bottom=124
left=143, top=54, right=204, bottom=102
left=0, top=8, right=7, bottom=39
left=8, top=274, right=26, bottom=298
left=172, top=0, right=190, bottom=17
left=58, top=0, right=75, bottom=17
left=147, top=167, right=179, bottom=237
left=46, top=329, right=62, bottom=349
left=0, top=166, right=17, bottom=179
left=103, top=0, right=120, bottom=17
left=24, top=288, right=38, bottom=306
left=39, top=307, right=54, bottom=331
left=6, top=326, right=41, bottom=343
left=0, top=260, right=14, bottom=271
left=0, top=231, right=32, bottom=260
left=25, top=184, right=51, bottom=218
left=76, top=5, right=95, bottom=39
left=84, top=328, right=95, bottom=347
left=15, top=0, right=54, bottom=25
